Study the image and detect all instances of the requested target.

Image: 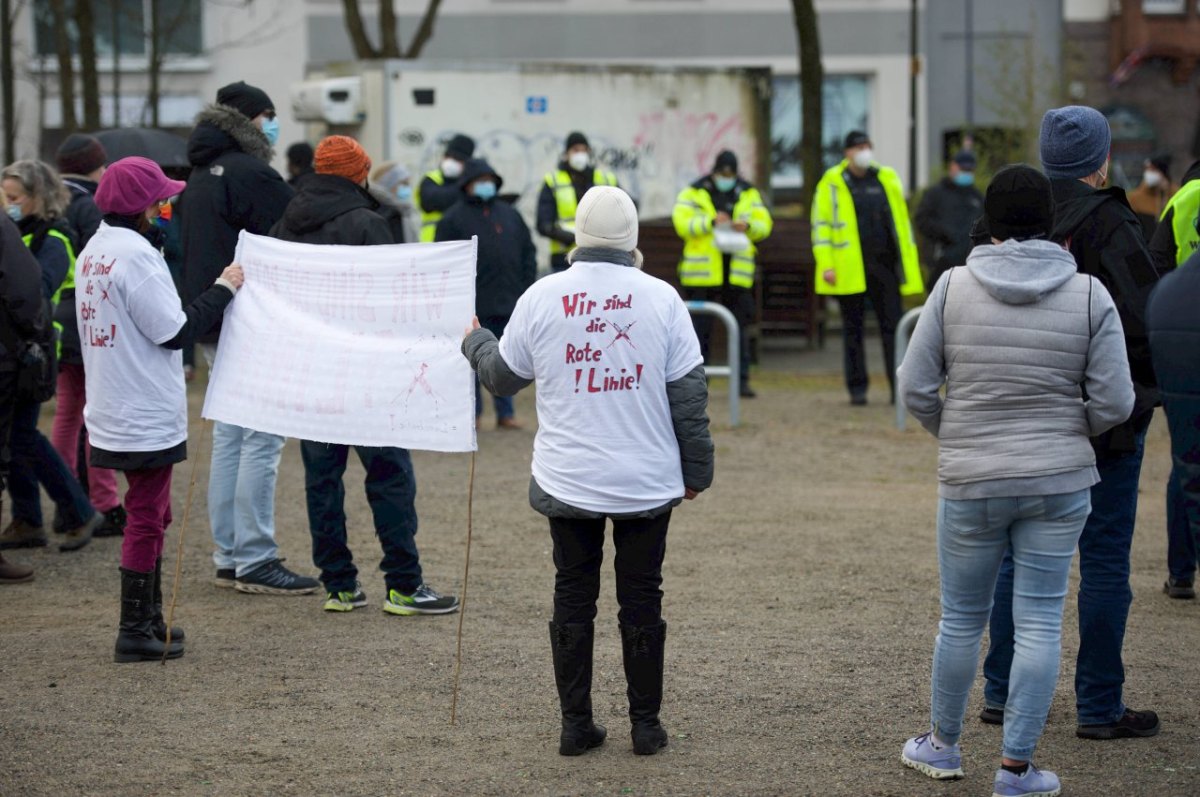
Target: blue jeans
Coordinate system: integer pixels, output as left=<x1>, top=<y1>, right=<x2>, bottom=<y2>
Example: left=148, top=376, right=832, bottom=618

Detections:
left=300, top=442, right=422, bottom=594
left=207, top=421, right=284, bottom=576
left=1166, top=462, right=1198, bottom=581
left=984, top=427, right=1148, bottom=725
left=931, top=490, right=1089, bottom=761
left=7, top=398, right=94, bottom=528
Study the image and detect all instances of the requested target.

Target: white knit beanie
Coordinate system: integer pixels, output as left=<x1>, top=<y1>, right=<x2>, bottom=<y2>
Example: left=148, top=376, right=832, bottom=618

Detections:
left=574, top=186, right=638, bottom=251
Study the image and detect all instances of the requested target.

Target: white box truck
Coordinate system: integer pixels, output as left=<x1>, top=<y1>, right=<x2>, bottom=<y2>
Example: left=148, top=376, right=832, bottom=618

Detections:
left=293, top=61, right=771, bottom=251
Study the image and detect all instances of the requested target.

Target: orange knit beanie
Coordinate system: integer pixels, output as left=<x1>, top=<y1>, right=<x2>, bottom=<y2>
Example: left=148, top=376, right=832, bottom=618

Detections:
left=314, top=135, right=371, bottom=184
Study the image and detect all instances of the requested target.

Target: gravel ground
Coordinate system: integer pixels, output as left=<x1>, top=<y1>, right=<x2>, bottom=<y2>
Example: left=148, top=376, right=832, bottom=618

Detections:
left=1, top=361, right=1197, bottom=796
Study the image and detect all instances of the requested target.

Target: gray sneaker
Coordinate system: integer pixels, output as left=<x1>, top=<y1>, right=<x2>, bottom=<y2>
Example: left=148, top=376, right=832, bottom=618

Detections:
left=59, top=512, right=101, bottom=552
left=234, top=559, right=320, bottom=595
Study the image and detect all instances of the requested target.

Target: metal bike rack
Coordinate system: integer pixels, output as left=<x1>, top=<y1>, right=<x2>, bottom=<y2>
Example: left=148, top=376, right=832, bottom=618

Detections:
left=894, top=305, right=925, bottom=431
left=686, top=300, right=740, bottom=428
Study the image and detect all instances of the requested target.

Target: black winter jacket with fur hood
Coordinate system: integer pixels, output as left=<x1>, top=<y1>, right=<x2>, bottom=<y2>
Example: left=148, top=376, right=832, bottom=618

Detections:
left=178, top=104, right=293, bottom=342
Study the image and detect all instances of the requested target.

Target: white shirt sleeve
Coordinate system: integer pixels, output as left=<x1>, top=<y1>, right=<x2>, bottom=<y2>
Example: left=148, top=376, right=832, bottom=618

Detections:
left=124, top=254, right=188, bottom=345
left=665, top=293, right=704, bottom=382
left=498, top=290, right=536, bottom=380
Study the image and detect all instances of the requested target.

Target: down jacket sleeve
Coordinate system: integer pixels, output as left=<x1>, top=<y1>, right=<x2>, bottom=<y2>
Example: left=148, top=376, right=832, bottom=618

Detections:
left=461, top=327, right=533, bottom=397
left=1083, top=277, right=1135, bottom=436
left=666, top=365, right=714, bottom=491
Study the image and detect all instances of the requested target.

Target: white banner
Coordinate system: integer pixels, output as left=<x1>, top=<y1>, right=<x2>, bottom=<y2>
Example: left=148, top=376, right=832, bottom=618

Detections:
left=202, top=232, right=478, bottom=452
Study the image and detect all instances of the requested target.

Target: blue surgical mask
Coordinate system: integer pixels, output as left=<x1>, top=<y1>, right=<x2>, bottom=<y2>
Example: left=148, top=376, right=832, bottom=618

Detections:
left=472, top=182, right=497, bottom=201
left=714, top=176, right=737, bottom=193
left=6, top=205, right=21, bottom=222
left=396, top=184, right=413, bottom=201
left=953, top=172, right=975, bottom=187
left=261, top=117, right=280, bottom=146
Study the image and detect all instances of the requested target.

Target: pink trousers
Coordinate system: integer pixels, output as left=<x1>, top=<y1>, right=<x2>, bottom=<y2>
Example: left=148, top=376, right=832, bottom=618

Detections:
left=51, top=363, right=120, bottom=512
left=121, top=465, right=173, bottom=573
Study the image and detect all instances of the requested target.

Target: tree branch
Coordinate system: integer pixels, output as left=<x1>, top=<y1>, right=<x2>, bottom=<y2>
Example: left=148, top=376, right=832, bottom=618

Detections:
left=341, top=0, right=379, bottom=59
left=379, top=0, right=400, bottom=58
left=404, top=0, right=443, bottom=59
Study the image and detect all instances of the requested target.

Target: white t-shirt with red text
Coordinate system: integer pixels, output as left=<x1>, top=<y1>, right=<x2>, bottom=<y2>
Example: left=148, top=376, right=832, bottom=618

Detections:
left=499, top=260, right=703, bottom=513
left=77, top=223, right=188, bottom=453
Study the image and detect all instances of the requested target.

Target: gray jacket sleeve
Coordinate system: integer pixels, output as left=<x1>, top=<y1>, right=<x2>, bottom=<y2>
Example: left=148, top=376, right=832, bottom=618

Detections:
left=667, top=365, right=714, bottom=491
left=461, top=327, right=533, bottom=397
left=1084, top=277, right=1136, bottom=436
left=897, top=271, right=949, bottom=437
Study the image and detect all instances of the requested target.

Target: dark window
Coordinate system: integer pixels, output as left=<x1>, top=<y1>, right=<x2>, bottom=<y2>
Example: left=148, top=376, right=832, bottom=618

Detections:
left=34, top=0, right=203, bottom=60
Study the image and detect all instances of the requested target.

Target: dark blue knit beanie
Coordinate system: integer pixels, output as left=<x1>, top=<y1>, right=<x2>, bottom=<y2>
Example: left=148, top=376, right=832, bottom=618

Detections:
left=1039, top=106, right=1111, bottom=180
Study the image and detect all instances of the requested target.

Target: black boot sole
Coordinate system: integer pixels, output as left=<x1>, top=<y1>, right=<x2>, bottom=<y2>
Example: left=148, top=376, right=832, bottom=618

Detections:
left=559, top=724, right=606, bottom=756
left=114, top=647, right=185, bottom=663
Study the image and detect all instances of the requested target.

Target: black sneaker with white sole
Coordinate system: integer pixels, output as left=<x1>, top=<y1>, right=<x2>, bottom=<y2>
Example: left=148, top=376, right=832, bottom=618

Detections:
left=234, top=559, right=320, bottom=595
left=214, top=568, right=236, bottom=588
left=1076, top=708, right=1161, bottom=740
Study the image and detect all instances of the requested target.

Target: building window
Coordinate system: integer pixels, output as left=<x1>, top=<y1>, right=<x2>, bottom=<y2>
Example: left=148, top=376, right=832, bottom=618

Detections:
left=1141, top=0, right=1185, bottom=13
left=34, top=0, right=203, bottom=60
left=770, top=74, right=870, bottom=189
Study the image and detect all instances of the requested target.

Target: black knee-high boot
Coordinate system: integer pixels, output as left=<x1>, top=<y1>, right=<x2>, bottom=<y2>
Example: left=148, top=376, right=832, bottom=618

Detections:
left=620, top=620, right=668, bottom=755
left=549, top=621, right=607, bottom=756
left=115, top=568, right=184, bottom=663
left=151, top=557, right=185, bottom=643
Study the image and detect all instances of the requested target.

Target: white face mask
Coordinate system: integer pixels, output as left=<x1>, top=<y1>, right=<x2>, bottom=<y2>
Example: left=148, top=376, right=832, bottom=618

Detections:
left=567, top=151, right=591, bottom=172
left=851, top=148, right=873, bottom=170
left=441, top=158, right=463, bottom=179
left=1143, top=169, right=1163, bottom=188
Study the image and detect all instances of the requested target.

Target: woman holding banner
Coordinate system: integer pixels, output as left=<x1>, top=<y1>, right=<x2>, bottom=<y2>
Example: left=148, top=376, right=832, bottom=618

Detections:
left=462, top=186, right=713, bottom=757
left=80, top=157, right=244, bottom=662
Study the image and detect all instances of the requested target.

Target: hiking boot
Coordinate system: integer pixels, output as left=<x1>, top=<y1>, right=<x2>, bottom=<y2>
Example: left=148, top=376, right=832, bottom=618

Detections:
left=114, top=567, right=184, bottom=663
left=95, top=505, right=127, bottom=538
left=620, top=621, right=669, bottom=756
left=234, top=559, right=320, bottom=595
left=980, top=706, right=1005, bottom=725
left=151, top=557, right=184, bottom=643
left=0, top=552, right=34, bottom=584
left=739, top=384, right=757, bottom=399
left=496, top=417, right=523, bottom=430
left=901, top=732, right=963, bottom=779
left=1076, top=708, right=1160, bottom=740
left=850, top=393, right=867, bottom=406
left=382, top=584, right=459, bottom=615
left=1163, top=577, right=1195, bottom=599
left=324, top=585, right=368, bottom=612
left=214, top=568, right=236, bottom=588
left=0, top=518, right=48, bottom=550
left=59, top=512, right=101, bottom=552
left=992, top=763, right=1061, bottom=796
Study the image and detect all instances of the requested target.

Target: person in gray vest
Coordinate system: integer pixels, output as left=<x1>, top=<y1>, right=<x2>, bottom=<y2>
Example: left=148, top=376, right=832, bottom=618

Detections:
left=897, top=165, right=1133, bottom=797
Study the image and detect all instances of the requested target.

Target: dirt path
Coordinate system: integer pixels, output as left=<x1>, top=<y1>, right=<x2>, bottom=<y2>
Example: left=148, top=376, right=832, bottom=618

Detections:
left=1, top=371, right=1196, bottom=796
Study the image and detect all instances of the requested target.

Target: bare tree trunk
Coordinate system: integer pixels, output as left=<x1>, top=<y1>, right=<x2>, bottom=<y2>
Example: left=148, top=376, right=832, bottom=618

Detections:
left=1, top=0, right=15, bottom=162
left=111, top=0, right=121, bottom=127
left=792, top=0, right=823, bottom=211
left=75, top=0, right=99, bottom=130
left=379, top=0, right=400, bottom=58
left=147, top=0, right=161, bottom=127
left=341, top=0, right=380, bottom=58
left=404, top=0, right=442, bottom=58
left=47, top=0, right=77, bottom=133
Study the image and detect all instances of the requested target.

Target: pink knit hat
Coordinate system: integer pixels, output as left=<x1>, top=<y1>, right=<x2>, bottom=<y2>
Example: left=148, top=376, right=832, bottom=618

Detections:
left=94, top=156, right=186, bottom=215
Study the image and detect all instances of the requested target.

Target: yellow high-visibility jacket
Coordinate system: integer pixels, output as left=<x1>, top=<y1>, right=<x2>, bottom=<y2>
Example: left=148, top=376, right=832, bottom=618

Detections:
left=811, top=161, right=923, bottom=296
left=415, top=170, right=446, bottom=243
left=543, top=168, right=619, bottom=255
left=1160, top=179, right=1200, bottom=268
left=23, top=228, right=75, bottom=356
left=672, top=179, right=773, bottom=288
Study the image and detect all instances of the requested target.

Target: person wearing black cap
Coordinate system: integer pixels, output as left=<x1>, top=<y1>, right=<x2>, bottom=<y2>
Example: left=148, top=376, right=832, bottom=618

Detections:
left=898, top=163, right=1134, bottom=797
left=915, top=149, right=984, bottom=289
left=436, top=158, right=536, bottom=429
left=1127, top=154, right=1177, bottom=242
left=55, top=133, right=107, bottom=250
left=285, top=141, right=315, bottom=188
left=672, top=150, right=773, bottom=398
left=981, top=106, right=1163, bottom=744
left=177, top=80, right=314, bottom=597
left=537, top=131, right=619, bottom=273
left=415, top=133, right=475, bottom=242
left=811, top=131, right=923, bottom=406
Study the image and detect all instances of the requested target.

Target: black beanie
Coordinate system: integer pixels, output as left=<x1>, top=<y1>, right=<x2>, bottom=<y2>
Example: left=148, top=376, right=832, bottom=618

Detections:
left=445, top=134, right=475, bottom=160
left=216, top=81, right=274, bottom=119
left=985, top=164, right=1055, bottom=242
left=565, top=131, right=589, bottom=150
left=843, top=130, right=870, bottom=150
left=713, top=150, right=738, bottom=174
left=56, top=133, right=107, bottom=176
left=286, top=142, right=314, bottom=169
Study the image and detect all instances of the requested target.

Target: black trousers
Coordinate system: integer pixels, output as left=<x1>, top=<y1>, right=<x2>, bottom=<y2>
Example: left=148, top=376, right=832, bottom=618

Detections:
left=837, top=268, right=903, bottom=401
left=548, top=511, right=671, bottom=627
left=684, top=285, right=754, bottom=386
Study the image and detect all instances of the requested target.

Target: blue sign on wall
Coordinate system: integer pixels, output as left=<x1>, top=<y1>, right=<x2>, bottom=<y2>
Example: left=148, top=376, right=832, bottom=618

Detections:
left=526, top=96, right=548, bottom=114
